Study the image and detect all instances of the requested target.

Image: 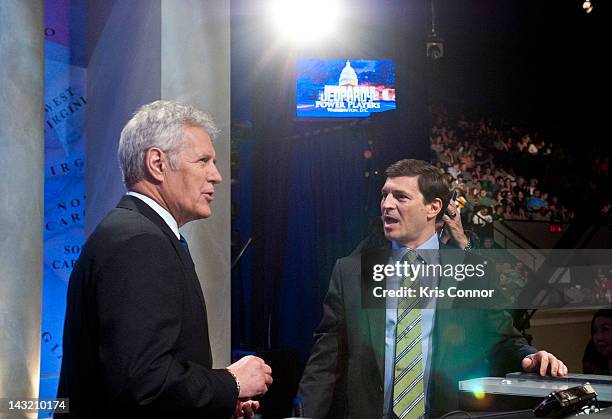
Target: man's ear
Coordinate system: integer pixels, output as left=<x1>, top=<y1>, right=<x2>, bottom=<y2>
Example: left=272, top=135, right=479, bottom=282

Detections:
left=144, top=147, right=166, bottom=182
left=429, top=198, right=443, bottom=221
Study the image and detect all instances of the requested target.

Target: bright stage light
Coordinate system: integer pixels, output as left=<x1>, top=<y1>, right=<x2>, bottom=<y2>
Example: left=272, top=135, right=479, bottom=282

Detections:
left=472, top=386, right=486, bottom=400
left=269, top=0, right=341, bottom=44
left=583, top=0, right=594, bottom=14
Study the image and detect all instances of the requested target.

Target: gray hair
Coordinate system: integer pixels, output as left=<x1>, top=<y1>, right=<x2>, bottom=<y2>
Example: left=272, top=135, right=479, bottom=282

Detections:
left=118, top=100, right=219, bottom=188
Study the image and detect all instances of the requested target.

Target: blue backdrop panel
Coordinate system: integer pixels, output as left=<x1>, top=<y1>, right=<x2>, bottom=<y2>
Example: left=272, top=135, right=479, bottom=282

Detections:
left=40, top=4, right=86, bottom=412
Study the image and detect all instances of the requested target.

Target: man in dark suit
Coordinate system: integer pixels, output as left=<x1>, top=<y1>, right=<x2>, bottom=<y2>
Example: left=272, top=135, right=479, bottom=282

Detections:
left=298, top=159, right=567, bottom=418
left=57, top=101, right=272, bottom=418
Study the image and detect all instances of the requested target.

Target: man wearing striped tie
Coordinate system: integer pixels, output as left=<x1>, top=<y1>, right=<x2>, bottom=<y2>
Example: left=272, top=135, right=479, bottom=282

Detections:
left=298, top=159, right=567, bottom=418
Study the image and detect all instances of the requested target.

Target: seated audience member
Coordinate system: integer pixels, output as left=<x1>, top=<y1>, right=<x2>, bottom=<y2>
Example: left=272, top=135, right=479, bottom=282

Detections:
left=527, top=190, right=547, bottom=212
left=482, top=236, right=501, bottom=250
left=473, top=206, right=493, bottom=228
left=583, top=309, right=612, bottom=374
left=493, top=205, right=505, bottom=221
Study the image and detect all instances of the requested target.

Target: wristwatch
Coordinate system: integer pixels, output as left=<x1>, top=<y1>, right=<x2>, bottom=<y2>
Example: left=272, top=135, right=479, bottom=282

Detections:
left=463, top=238, right=473, bottom=252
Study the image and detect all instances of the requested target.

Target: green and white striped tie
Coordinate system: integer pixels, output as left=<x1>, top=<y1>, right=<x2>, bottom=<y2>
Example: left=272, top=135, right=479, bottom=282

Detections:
left=393, top=249, right=425, bottom=419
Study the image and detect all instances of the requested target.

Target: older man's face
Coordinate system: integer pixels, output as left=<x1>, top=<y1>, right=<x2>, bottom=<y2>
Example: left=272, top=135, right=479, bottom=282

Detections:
left=162, top=125, right=222, bottom=226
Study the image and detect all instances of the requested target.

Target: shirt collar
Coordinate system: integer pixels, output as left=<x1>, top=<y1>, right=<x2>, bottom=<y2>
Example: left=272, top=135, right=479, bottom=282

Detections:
left=392, top=232, right=440, bottom=265
left=127, top=191, right=180, bottom=239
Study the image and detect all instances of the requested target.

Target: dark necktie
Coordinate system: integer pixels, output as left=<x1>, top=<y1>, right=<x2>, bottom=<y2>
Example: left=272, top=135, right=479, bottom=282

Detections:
left=179, top=235, right=191, bottom=257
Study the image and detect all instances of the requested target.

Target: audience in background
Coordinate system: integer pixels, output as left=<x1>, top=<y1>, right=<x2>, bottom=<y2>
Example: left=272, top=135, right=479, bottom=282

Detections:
left=428, top=105, right=609, bottom=228
left=429, top=105, right=611, bottom=309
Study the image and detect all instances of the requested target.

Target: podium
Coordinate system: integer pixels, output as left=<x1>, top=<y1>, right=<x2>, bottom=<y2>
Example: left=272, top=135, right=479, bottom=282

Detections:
left=459, top=373, right=612, bottom=414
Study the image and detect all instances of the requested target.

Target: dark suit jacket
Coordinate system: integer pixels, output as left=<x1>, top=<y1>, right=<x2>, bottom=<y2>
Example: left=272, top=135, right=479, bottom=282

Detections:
left=298, top=243, right=536, bottom=419
left=56, top=195, right=237, bottom=419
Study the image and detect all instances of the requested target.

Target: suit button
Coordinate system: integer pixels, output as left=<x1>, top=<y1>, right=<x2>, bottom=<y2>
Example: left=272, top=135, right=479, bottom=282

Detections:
left=379, top=385, right=383, bottom=393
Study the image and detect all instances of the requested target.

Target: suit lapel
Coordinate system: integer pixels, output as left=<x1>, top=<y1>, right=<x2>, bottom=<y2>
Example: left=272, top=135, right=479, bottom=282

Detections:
left=429, top=244, right=468, bottom=409
left=116, top=195, right=207, bottom=309
left=362, top=246, right=391, bottom=381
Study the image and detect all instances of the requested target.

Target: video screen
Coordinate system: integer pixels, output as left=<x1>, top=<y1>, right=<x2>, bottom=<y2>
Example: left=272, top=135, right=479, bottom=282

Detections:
left=296, top=59, right=396, bottom=118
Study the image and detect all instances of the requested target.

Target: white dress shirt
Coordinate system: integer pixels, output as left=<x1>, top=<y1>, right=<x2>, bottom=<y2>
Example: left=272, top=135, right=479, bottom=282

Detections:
left=126, top=191, right=180, bottom=239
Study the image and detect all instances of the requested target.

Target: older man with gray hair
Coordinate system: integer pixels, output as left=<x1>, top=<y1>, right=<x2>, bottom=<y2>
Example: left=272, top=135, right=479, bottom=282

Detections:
left=57, top=101, right=271, bottom=419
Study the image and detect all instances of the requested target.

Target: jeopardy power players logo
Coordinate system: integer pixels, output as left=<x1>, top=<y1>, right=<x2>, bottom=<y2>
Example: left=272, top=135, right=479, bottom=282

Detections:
left=296, top=59, right=396, bottom=118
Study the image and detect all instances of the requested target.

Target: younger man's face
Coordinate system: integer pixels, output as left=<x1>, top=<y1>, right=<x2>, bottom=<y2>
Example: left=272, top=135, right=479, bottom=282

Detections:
left=380, top=176, right=440, bottom=248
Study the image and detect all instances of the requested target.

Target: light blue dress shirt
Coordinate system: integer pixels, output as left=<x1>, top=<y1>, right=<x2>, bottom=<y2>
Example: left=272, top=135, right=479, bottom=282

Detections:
left=382, top=233, right=440, bottom=418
